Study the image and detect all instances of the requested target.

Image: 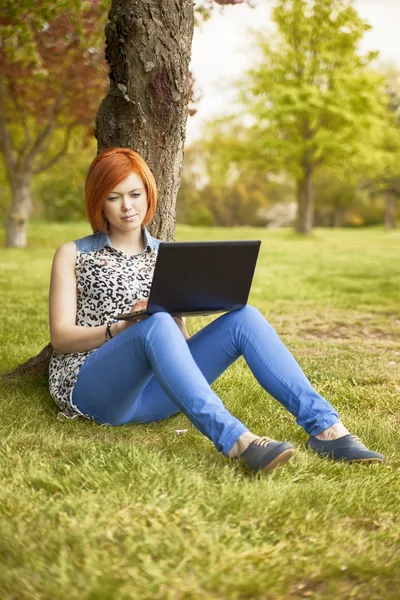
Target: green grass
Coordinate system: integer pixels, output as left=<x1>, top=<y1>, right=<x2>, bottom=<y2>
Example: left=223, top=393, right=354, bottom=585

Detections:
left=1, top=222, right=400, bottom=600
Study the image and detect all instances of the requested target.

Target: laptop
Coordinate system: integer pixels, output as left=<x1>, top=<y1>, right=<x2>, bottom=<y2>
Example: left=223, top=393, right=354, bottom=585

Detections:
left=114, top=239, right=261, bottom=320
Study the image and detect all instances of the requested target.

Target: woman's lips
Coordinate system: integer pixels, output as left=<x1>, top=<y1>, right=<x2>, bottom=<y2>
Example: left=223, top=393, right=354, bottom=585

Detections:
left=122, top=214, right=138, bottom=221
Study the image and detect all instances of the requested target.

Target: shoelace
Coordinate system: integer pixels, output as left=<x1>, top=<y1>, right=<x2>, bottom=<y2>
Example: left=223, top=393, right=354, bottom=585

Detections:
left=350, top=434, right=368, bottom=449
left=253, top=436, right=273, bottom=448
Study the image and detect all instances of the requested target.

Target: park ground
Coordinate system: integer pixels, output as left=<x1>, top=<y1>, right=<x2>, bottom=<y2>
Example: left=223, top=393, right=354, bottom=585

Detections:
left=0, top=223, right=399, bottom=599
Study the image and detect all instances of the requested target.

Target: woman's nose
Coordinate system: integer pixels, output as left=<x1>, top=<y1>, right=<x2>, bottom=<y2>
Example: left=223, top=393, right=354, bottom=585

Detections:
left=121, top=196, right=133, bottom=210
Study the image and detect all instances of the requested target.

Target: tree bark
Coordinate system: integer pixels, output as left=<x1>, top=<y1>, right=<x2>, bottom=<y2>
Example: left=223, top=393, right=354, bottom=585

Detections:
left=296, top=163, right=314, bottom=234
left=384, top=193, right=397, bottom=229
left=2, top=344, right=53, bottom=381
left=95, top=0, right=194, bottom=242
left=5, top=173, right=33, bottom=248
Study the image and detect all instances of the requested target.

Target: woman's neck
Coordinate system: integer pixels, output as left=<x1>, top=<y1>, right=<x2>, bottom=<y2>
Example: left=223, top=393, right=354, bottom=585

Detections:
left=108, top=226, right=145, bottom=255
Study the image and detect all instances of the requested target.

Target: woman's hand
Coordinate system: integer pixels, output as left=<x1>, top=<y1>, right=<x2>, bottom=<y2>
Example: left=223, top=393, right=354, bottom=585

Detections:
left=115, top=298, right=149, bottom=334
left=120, top=300, right=190, bottom=340
left=130, top=298, right=148, bottom=315
left=126, top=298, right=149, bottom=322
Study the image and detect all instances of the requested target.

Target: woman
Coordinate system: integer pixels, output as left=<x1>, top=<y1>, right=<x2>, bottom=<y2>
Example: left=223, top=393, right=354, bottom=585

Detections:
left=48, top=147, right=385, bottom=474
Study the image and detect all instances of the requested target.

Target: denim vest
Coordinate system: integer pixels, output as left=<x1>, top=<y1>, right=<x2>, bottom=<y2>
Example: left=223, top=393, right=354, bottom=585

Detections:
left=74, top=226, right=161, bottom=253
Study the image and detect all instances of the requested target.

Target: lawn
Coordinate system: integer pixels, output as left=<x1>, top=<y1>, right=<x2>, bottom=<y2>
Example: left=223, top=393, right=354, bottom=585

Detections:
left=0, top=223, right=399, bottom=600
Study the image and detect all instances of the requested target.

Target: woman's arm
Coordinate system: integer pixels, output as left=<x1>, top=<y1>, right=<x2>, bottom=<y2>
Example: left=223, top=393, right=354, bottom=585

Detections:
left=49, top=243, right=127, bottom=354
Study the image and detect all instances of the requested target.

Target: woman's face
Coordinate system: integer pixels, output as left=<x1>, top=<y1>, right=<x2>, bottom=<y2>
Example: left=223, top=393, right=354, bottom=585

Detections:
left=103, top=172, right=148, bottom=234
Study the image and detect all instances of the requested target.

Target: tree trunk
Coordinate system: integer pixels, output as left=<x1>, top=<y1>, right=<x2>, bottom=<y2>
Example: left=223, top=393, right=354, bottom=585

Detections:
left=333, top=205, right=343, bottom=228
left=5, top=173, right=33, bottom=248
left=2, top=344, right=54, bottom=381
left=3, top=0, right=194, bottom=380
left=95, top=0, right=194, bottom=242
left=384, top=193, right=397, bottom=229
left=295, top=163, right=314, bottom=234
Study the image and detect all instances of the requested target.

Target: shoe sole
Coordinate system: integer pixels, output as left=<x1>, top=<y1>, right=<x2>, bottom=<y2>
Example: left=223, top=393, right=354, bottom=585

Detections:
left=259, top=447, right=294, bottom=473
left=344, top=457, right=385, bottom=463
left=314, top=454, right=385, bottom=463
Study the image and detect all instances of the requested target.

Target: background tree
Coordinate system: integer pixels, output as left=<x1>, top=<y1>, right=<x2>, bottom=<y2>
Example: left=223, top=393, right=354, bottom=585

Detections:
left=238, top=0, right=387, bottom=234
left=346, top=65, right=400, bottom=230
left=0, top=0, right=108, bottom=247
left=373, top=64, right=400, bottom=229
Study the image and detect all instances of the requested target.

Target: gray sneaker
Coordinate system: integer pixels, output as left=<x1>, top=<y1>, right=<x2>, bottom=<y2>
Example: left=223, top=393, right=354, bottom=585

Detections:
left=239, top=436, right=294, bottom=474
left=306, top=434, right=385, bottom=463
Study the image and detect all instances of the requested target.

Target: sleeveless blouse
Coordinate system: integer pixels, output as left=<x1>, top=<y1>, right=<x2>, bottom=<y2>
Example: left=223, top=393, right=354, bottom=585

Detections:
left=48, top=228, right=160, bottom=419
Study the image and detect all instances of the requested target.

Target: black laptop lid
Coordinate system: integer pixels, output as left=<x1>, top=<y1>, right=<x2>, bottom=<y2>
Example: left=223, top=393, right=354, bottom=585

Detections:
left=147, top=240, right=261, bottom=314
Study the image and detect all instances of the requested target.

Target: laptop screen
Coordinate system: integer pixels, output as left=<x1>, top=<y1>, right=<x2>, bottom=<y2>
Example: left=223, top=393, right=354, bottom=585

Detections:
left=147, top=240, right=261, bottom=315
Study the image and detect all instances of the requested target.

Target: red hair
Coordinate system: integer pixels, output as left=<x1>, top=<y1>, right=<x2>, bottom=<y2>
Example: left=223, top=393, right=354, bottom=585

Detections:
left=85, top=147, right=158, bottom=233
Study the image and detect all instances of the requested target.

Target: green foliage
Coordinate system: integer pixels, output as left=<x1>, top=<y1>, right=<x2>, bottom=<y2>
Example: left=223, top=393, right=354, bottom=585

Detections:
left=313, top=164, right=400, bottom=227
left=177, top=138, right=271, bottom=226
left=241, top=0, right=386, bottom=172
left=231, top=0, right=395, bottom=231
left=1, top=224, right=400, bottom=599
left=0, top=0, right=109, bottom=71
left=365, top=65, right=400, bottom=200
left=0, top=2, right=108, bottom=134
left=313, top=166, right=362, bottom=224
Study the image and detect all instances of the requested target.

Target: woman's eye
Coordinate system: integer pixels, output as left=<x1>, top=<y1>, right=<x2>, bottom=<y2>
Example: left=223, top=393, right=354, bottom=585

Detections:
left=131, top=193, right=141, bottom=198
left=108, top=197, right=118, bottom=201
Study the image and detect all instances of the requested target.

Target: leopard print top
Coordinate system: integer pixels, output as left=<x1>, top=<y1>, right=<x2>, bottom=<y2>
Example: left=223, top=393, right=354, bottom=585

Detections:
left=48, top=228, right=160, bottom=419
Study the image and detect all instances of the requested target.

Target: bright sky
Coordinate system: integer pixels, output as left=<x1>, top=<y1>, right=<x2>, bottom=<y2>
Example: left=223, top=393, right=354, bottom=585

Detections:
left=186, top=0, right=400, bottom=144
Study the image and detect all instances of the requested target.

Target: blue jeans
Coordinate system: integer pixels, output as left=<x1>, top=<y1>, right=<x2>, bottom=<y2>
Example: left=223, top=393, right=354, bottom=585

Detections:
left=72, top=306, right=340, bottom=456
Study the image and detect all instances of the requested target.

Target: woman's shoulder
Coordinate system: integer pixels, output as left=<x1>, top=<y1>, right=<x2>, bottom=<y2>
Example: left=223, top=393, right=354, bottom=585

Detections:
left=53, top=235, right=102, bottom=260
left=73, top=232, right=108, bottom=253
left=51, top=242, right=76, bottom=272
left=54, top=241, right=76, bottom=259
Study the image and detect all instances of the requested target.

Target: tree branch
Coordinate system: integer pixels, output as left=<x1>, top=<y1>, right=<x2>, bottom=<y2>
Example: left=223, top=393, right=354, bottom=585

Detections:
left=0, top=77, right=17, bottom=178
left=22, top=85, right=69, bottom=170
left=32, top=120, right=78, bottom=175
